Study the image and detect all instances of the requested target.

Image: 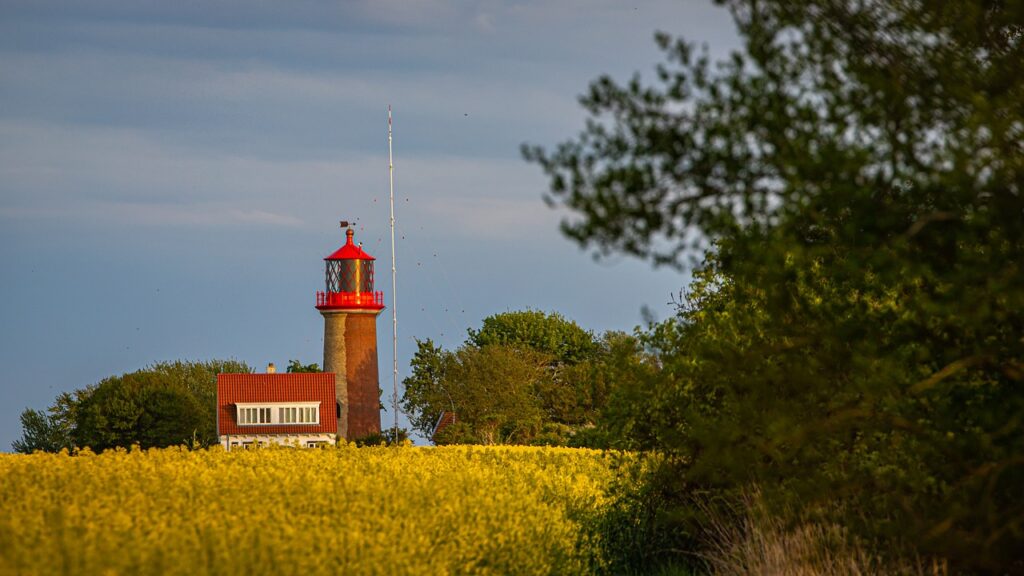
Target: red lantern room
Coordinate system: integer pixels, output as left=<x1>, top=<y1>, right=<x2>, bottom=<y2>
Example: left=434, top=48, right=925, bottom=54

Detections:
left=315, top=228, right=385, bottom=310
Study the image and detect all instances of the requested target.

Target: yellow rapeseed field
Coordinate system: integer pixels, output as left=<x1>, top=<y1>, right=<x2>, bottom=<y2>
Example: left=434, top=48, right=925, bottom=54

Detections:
left=0, top=444, right=637, bottom=576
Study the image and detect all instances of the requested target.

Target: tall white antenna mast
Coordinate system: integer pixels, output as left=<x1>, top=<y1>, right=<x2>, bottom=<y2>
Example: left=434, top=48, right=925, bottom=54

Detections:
left=388, top=105, right=399, bottom=443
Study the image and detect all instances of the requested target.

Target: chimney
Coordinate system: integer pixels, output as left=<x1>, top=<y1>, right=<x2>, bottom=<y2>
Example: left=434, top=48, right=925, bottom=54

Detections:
left=267, top=362, right=276, bottom=374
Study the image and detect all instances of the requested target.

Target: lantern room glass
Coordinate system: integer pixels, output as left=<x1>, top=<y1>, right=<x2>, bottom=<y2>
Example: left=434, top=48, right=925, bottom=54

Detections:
left=325, top=259, right=374, bottom=293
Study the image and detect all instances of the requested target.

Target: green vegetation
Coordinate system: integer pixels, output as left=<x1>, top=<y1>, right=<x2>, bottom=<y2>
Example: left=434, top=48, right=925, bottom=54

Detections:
left=353, top=427, right=410, bottom=447
left=524, top=0, right=1024, bottom=573
left=13, top=360, right=250, bottom=452
left=11, top=407, right=71, bottom=454
left=286, top=359, right=321, bottom=373
left=401, top=310, right=642, bottom=446
left=467, top=309, right=599, bottom=365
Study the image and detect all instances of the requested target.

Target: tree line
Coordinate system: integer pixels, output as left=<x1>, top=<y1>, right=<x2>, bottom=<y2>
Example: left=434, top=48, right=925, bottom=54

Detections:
left=13, top=359, right=319, bottom=453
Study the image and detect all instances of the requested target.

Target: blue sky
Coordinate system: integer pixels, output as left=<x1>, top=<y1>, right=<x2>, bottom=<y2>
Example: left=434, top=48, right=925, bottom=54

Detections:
left=0, top=0, right=739, bottom=448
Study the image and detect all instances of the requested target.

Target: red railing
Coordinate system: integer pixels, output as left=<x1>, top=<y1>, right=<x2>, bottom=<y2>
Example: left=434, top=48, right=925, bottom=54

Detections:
left=316, top=291, right=384, bottom=309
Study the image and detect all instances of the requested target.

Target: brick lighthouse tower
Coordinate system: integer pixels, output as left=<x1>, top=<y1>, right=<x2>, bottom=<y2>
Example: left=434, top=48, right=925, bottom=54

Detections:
left=315, top=224, right=385, bottom=440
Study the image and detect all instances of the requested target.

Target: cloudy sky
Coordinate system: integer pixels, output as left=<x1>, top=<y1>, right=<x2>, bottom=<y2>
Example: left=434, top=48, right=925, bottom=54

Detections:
left=0, top=0, right=739, bottom=448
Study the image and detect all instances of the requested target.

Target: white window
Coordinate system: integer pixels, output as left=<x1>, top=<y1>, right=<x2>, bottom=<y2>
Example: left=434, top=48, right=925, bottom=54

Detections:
left=236, top=403, right=320, bottom=426
left=237, top=407, right=271, bottom=424
left=277, top=405, right=320, bottom=424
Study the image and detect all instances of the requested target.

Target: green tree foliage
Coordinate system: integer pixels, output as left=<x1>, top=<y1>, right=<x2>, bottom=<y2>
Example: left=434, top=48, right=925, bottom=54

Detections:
left=444, top=345, right=551, bottom=445
left=286, top=359, right=321, bottom=373
left=137, top=385, right=205, bottom=449
left=526, top=1, right=1024, bottom=571
left=402, top=312, right=642, bottom=446
left=353, top=427, right=409, bottom=447
left=400, top=338, right=453, bottom=439
left=15, top=359, right=250, bottom=452
left=467, top=310, right=598, bottom=365
left=11, top=409, right=70, bottom=454
left=401, top=341, right=551, bottom=445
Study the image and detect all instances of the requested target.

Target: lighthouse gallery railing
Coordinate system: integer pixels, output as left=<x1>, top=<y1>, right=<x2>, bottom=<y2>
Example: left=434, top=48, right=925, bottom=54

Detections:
left=316, top=291, right=384, bottom=308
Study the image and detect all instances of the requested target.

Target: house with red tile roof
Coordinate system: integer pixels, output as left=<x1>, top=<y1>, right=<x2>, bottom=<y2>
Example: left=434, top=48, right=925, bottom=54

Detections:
left=217, top=368, right=338, bottom=449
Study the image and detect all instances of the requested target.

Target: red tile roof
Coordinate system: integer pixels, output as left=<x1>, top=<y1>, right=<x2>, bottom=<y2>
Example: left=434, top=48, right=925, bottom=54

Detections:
left=431, top=411, right=457, bottom=441
left=217, top=373, right=337, bottom=436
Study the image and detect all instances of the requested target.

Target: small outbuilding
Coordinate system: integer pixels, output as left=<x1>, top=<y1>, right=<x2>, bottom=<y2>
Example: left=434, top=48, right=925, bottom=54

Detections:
left=431, top=411, right=457, bottom=443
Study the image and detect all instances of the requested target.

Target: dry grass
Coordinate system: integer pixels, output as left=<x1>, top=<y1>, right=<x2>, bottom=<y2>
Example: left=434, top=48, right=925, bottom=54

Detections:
left=698, top=489, right=947, bottom=576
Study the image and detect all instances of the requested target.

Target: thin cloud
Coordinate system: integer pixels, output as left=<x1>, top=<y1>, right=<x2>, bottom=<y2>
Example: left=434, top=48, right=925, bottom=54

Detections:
left=0, top=202, right=305, bottom=229
left=0, top=120, right=556, bottom=236
left=418, top=196, right=554, bottom=241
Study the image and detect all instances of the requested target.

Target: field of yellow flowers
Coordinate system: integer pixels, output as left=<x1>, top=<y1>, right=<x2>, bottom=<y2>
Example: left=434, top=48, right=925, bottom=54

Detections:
left=0, top=445, right=638, bottom=575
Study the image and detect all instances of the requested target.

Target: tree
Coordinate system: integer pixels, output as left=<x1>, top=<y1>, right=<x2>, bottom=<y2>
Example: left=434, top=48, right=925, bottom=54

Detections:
left=137, top=386, right=204, bottom=449
left=575, top=331, right=658, bottom=449
left=73, top=373, right=144, bottom=451
left=11, top=388, right=83, bottom=453
left=17, top=359, right=250, bottom=452
left=525, top=1, right=1024, bottom=571
left=443, top=345, right=550, bottom=445
left=286, top=359, right=321, bottom=373
left=401, top=312, right=635, bottom=445
left=401, top=341, right=550, bottom=444
left=147, top=359, right=250, bottom=447
left=12, top=409, right=67, bottom=453
left=469, top=311, right=619, bottom=433
left=400, top=339, right=454, bottom=439
left=467, top=310, right=598, bottom=365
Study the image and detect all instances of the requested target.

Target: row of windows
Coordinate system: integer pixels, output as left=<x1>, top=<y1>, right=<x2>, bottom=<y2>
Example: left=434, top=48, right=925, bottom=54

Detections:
left=230, top=440, right=330, bottom=449
left=236, top=404, right=320, bottom=426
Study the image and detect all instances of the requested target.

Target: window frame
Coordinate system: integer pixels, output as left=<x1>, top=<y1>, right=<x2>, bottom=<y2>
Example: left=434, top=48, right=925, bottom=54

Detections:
left=235, top=402, right=321, bottom=426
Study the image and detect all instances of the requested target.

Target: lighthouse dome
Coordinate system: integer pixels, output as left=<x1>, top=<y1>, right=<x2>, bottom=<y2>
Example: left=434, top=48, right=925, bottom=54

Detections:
left=316, top=227, right=384, bottom=310
left=324, top=228, right=376, bottom=261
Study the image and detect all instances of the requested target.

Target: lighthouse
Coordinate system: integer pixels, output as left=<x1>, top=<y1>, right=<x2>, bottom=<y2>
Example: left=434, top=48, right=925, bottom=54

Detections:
left=316, top=225, right=385, bottom=440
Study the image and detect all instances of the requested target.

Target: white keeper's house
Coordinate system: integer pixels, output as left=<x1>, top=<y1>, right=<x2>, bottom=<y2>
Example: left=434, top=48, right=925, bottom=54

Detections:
left=217, top=367, right=338, bottom=449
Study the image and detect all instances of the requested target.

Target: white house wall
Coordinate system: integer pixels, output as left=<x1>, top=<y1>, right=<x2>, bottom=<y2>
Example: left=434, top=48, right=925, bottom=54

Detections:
left=220, top=433, right=337, bottom=450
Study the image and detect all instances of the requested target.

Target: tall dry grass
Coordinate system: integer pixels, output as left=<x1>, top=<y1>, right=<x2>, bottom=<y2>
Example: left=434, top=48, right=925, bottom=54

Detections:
left=698, top=489, right=948, bottom=576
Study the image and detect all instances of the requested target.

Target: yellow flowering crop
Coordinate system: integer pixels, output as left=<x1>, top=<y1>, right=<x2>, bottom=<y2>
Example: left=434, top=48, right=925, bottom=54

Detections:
left=0, top=445, right=636, bottom=576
